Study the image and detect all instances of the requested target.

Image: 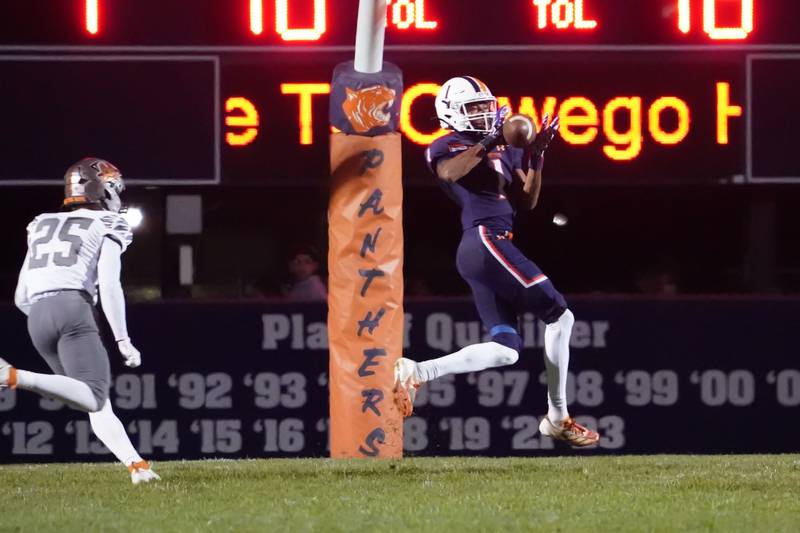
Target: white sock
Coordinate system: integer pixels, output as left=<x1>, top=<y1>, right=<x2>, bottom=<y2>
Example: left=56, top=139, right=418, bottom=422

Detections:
left=89, top=399, right=143, bottom=466
left=15, top=370, right=99, bottom=412
left=415, top=341, right=519, bottom=383
left=543, top=309, right=574, bottom=423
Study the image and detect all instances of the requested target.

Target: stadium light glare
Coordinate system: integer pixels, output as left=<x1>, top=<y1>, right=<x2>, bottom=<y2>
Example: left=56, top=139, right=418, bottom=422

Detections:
left=124, top=207, right=144, bottom=229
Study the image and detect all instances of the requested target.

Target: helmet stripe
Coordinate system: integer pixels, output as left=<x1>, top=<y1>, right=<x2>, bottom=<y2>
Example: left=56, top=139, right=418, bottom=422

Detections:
left=475, top=78, right=490, bottom=93
left=460, top=76, right=481, bottom=92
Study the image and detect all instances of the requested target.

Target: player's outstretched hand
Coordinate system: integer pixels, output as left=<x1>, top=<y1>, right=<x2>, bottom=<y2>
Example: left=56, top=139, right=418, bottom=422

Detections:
left=118, top=339, right=142, bottom=368
left=532, top=113, right=560, bottom=158
left=494, top=105, right=510, bottom=129
left=480, top=105, right=510, bottom=150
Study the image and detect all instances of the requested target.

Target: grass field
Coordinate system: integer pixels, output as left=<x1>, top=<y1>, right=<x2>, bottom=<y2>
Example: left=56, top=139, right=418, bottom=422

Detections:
left=1, top=455, right=799, bottom=532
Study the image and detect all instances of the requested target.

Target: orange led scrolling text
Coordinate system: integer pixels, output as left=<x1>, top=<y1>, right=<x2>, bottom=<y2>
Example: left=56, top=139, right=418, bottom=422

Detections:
left=224, top=82, right=743, bottom=162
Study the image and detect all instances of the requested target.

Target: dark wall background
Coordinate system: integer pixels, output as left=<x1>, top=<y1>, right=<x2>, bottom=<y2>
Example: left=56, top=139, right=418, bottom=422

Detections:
left=1, top=183, right=798, bottom=301
left=1, top=299, right=798, bottom=461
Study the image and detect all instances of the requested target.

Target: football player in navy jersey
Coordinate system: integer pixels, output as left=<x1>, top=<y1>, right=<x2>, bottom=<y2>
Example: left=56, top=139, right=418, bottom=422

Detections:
left=395, top=76, right=599, bottom=447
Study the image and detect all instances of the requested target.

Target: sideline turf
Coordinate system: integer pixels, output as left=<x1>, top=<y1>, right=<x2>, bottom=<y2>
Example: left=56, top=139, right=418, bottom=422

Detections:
left=1, top=455, right=798, bottom=532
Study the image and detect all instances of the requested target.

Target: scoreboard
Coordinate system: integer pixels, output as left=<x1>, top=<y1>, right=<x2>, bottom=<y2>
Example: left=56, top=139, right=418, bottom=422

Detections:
left=0, top=0, right=798, bottom=185
left=1, top=0, right=796, bottom=46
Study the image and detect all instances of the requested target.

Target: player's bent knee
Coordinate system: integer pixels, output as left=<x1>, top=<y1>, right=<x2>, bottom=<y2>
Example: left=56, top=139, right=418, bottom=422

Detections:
left=537, top=291, right=569, bottom=324
left=540, top=289, right=569, bottom=323
left=558, top=308, right=575, bottom=329
left=489, top=332, right=521, bottom=366
left=492, top=331, right=522, bottom=352
left=493, top=343, right=519, bottom=366
left=85, top=379, right=110, bottom=413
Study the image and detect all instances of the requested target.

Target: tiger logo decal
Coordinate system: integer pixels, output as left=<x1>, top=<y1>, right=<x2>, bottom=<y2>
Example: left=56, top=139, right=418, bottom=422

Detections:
left=92, top=160, right=121, bottom=182
left=341, top=85, right=396, bottom=134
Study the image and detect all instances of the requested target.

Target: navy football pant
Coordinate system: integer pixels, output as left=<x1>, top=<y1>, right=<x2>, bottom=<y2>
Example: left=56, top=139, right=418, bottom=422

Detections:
left=456, top=225, right=568, bottom=349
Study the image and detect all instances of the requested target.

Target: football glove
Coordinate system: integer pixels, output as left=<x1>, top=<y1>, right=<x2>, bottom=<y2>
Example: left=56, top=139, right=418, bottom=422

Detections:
left=118, top=338, right=141, bottom=368
left=524, top=114, right=560, bottom=171
left=532, top=114, right=560, bottom=159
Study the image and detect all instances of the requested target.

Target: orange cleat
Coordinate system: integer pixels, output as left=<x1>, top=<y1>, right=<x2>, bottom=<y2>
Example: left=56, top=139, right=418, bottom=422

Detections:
left=0, top=357, right=16, bottom=389
left=539, top=416, right=600, bottom=447
left=128, top=460, right=161, bottom=485
left=393, top=358, right=420, bottom=417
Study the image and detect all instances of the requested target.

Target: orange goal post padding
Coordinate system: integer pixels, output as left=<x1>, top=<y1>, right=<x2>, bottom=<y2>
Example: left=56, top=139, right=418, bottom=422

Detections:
left=328, top=131, right=404, bottom=458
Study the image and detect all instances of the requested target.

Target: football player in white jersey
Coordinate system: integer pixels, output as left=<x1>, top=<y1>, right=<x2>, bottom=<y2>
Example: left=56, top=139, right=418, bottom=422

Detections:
left=0, top=158, right=159, bottom=484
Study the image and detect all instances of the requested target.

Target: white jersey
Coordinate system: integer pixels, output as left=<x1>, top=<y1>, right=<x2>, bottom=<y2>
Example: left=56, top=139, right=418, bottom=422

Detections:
left=18, top=208, right=132, bottom=301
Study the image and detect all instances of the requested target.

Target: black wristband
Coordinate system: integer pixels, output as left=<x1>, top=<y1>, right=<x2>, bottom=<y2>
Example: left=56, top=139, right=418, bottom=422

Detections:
left=479, top=129, right=504, bottom=151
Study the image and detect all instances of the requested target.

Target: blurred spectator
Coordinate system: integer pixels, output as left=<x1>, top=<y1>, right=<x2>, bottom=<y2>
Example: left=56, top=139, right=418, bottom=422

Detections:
left=406, top=277, right=433, bottom=297
left=635, top=269, right=679, bottom=295
left=283, top=245, right=327, bottom=301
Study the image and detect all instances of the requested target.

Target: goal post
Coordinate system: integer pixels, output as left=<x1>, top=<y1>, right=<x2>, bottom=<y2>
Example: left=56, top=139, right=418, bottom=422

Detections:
left=328, top=0, right=405, bottom=458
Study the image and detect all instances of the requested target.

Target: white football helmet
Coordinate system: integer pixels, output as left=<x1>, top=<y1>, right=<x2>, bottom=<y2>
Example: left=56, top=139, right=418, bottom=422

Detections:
left=435, top=76, right=497, bottom=133
left=63, top=157, right=126, bottom=213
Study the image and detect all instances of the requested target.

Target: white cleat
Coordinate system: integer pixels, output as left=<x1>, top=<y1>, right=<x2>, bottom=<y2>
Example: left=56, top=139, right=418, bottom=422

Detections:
left=0, top=357, right=14, bottom=390
left=393, top=358, right=420, bottom=417
left=539, top=416, right=600, bottom=447
left=128, top=461, right=161, bottom=485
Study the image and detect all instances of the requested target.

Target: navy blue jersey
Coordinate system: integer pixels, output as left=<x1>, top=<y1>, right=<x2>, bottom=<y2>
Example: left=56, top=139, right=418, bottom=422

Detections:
left=426, top=131, right=526, bottom=232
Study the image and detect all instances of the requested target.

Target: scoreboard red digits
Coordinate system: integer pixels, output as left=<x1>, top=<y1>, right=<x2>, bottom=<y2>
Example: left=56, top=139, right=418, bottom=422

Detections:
left=678, top=0, right=755, bottom=40
left=249, top=0, right=264, bottom=36
left=273, top=0, right=327, bottom=41
left=386, top=0, right=438, bottom=30
left=531, top=0, right=598, bottom=31
left=84, top=0, right=98, bottom=35
left=47, top=0, right=796, bottom=46
left=529, top=0, right=754, bottom=39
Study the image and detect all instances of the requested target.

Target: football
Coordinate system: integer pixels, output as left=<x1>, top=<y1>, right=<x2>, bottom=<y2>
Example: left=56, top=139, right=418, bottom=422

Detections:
left=502, top=113, right=537, bottom=148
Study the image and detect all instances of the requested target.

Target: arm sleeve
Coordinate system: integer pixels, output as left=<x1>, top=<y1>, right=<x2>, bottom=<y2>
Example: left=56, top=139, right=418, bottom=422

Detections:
left=99, top=213, right=133, bottom=253
left=14, top=219, right=38, bottom=316
left=14, top=254, right=31, bottom=316
left=510, top=146, right=527, bottom=174
left=98, top=237, right=129, bottom=342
